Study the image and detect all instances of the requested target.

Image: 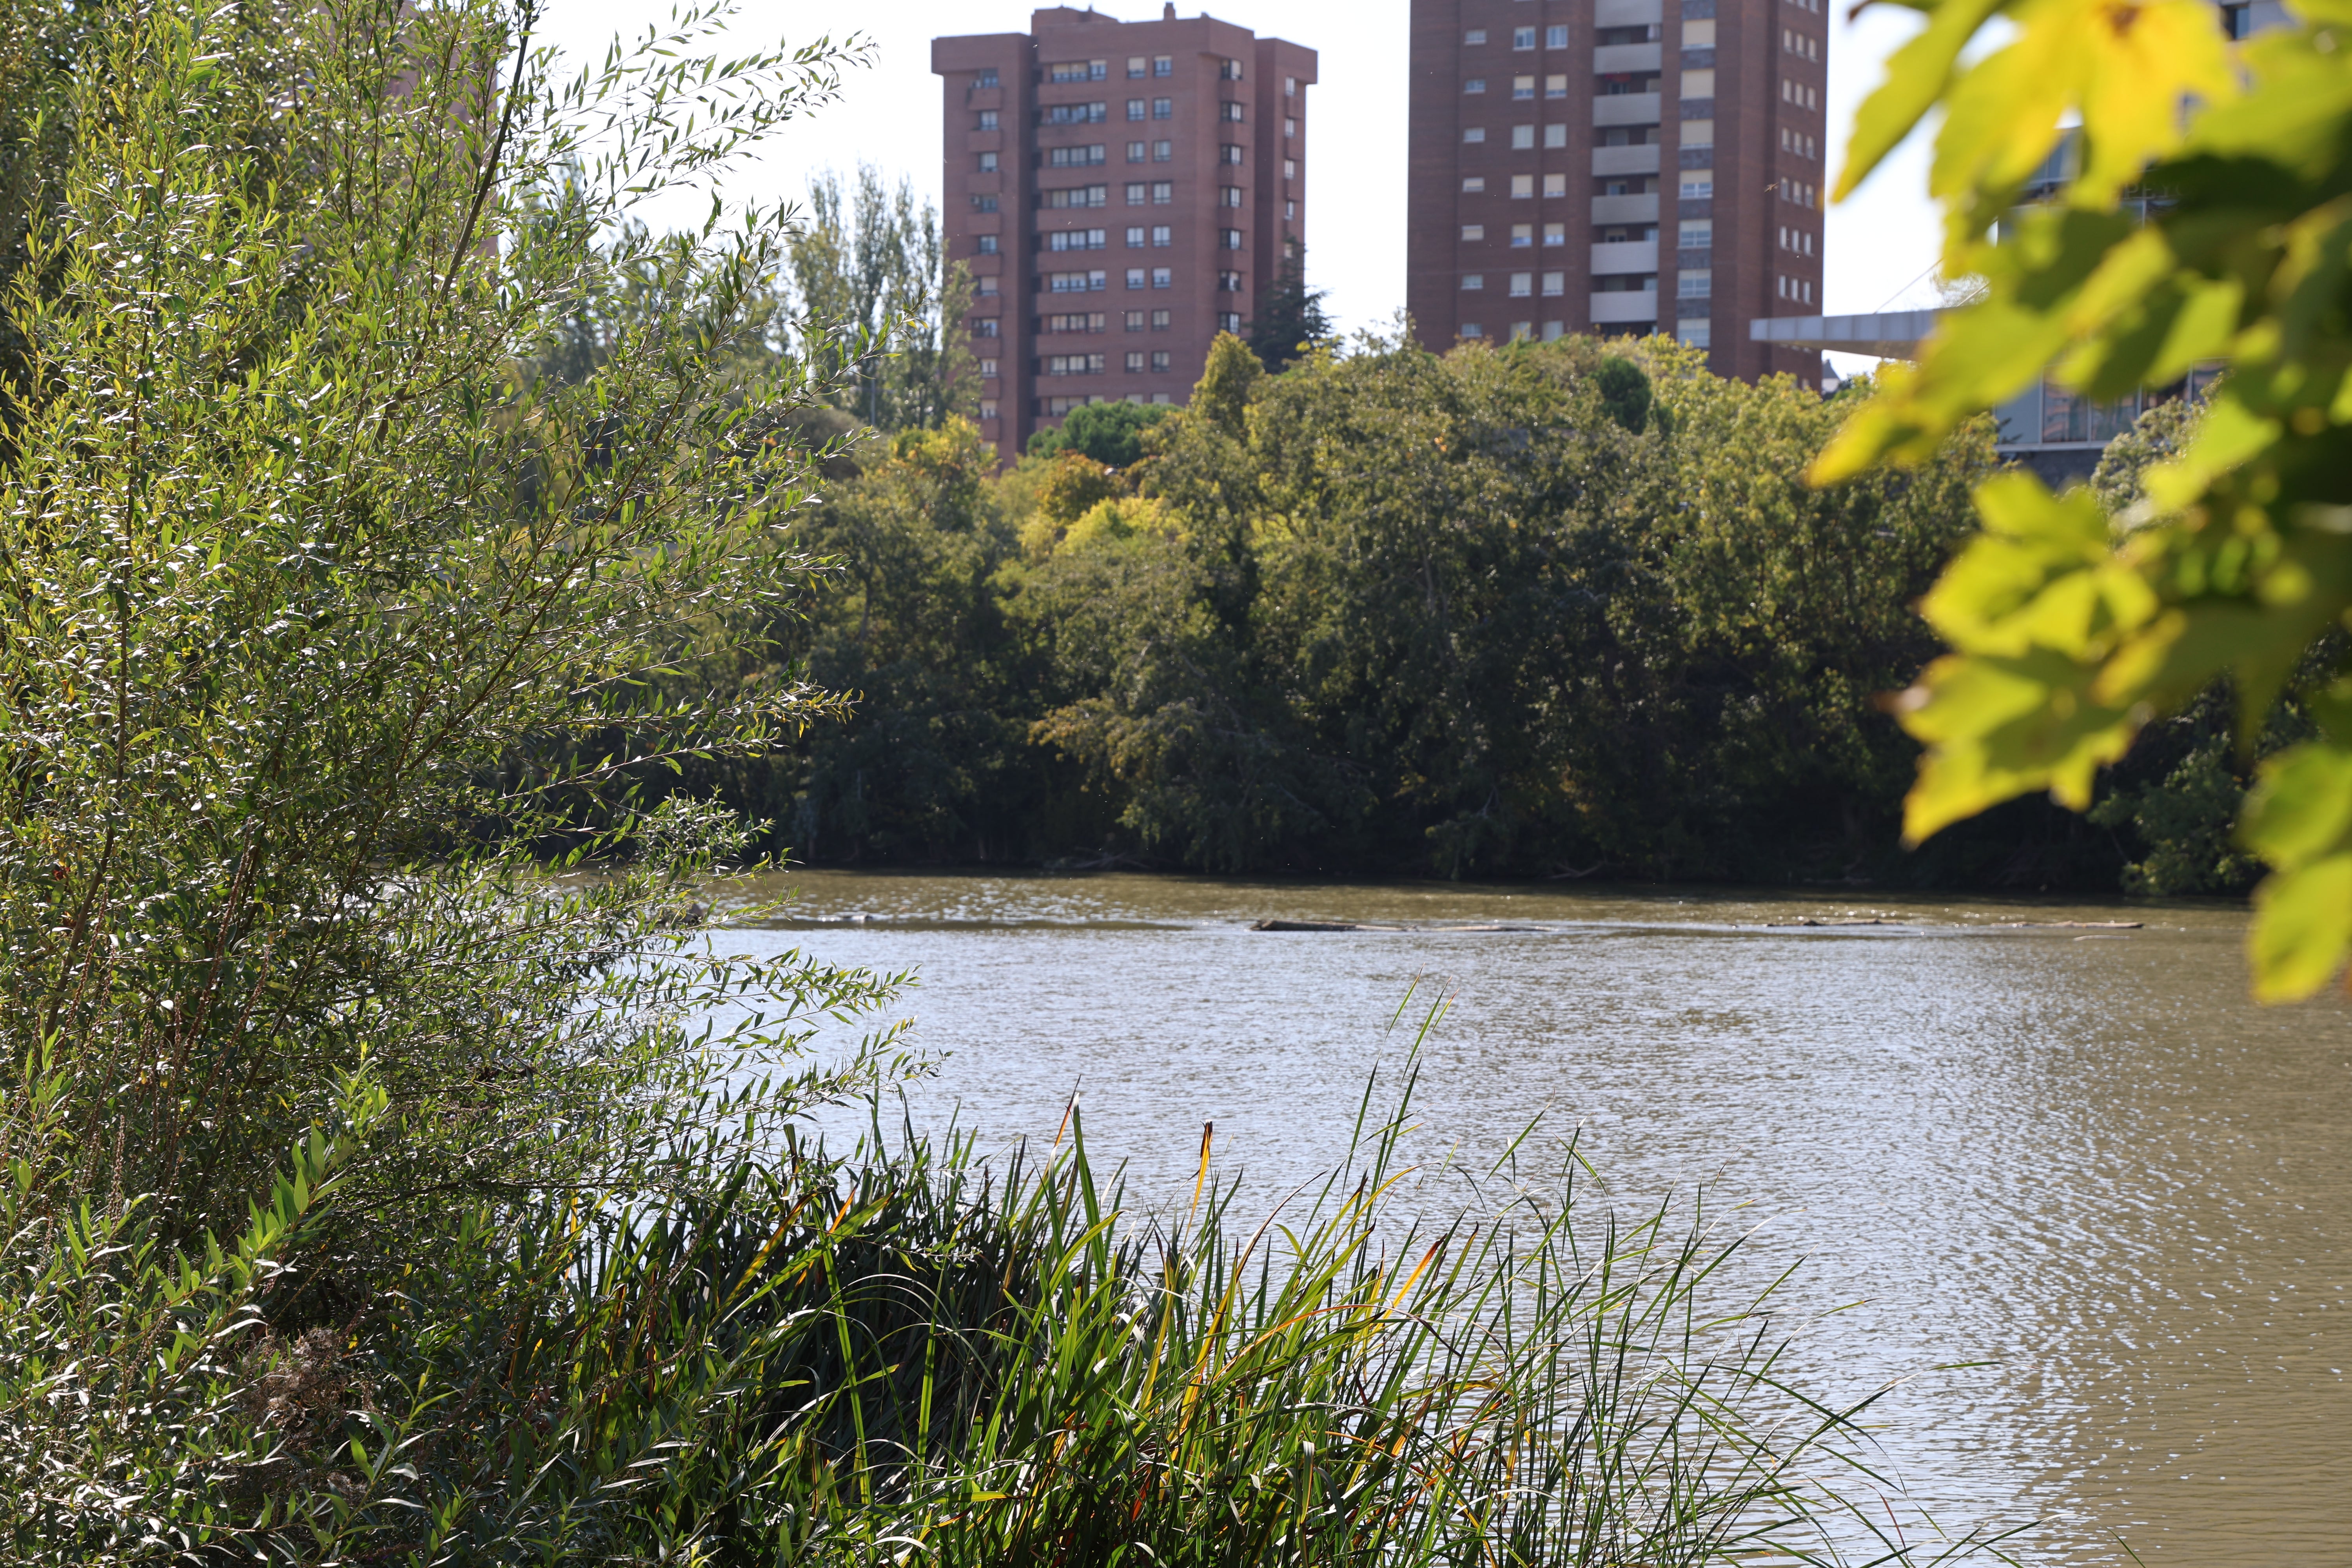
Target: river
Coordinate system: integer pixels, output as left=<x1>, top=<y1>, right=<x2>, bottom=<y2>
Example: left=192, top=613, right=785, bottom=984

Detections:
left=708, top=871, right=2349, bottom=1567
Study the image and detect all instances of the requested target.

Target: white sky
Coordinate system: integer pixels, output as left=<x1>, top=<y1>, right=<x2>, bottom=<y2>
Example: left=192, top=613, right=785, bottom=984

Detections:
left=535, top=0, right=1941, bottom=372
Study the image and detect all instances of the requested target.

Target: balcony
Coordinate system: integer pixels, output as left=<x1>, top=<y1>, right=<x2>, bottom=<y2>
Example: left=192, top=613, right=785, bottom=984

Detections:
left=1591, top=192, right=1660, bottom=225
left=1593, top=94, right=1662, bottom=129
left=1593, top=42, right=1662, bottom=73
left=1591, top=143, right=1660, bottom=176
left=1591, top=240, right=1658, bottom=274
left=1590, top=290, right=1658, bottom=324
left=1594, top=0, right=1664, bottom=24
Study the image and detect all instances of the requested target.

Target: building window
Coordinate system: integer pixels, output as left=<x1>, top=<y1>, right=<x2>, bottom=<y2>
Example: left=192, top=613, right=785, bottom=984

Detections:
left=1512, top=75, right=1535, bottom=100
left=1220, top=227, right=1243, bottom=249
left=1220, top=58, right=1244, bottom=80
left=1283, top=158, right=1297, bottom=180
left=980, top=357, right=1000, bottom=377
left=1220, top=143, right=1245, bottom=164
left=1048, top=146, right=1107, bottom=167
left=1678, top=269, right=1711, bottom=298
left=1154, top=55, right=1172, bottom=76
left=1466, top=76, right=1487, bottom=93
left=1285, top=75, right=1297, bottom=96
left=1152, top=309, right=1171, bottom=329
left=976, top=235, right=998, bottom=255
left=1216, top=269, right=1245, bottom=292
left=1045, top=353, right=1107, bottom=375
left=1127, top=98, right=1145, bottom=121
left=978, top=110, right=998, bottom=130
left=1220, top=101, right=1243, bottom=122
left=1543, top=223, right=1564, bottom=245
left=1510, top=223, right=1532, bottom=247
left=1464, top=127, right=1486, bottom=143
left=1462, top=223, right=1485, bottom=241
left=1049, top=270, right=1108, bottom=292
left=1219, top=185, right=1244, bottom=207
left=973, top=318, right=1000, bottom=338
left=1464, top=28, right=1486, bottom=44
left=1509, top=272, right=1533, bottom=297
left=1285, top=200, right=1296, bottom=220
left=1156, top=141, right=1175, bottom=162
left=1541, top=271, right=1564, bottom=296
left=1124, top=309, right=1145, bottom=330
left=1462, top=176, right=1485, bottom=193
left=1543, top=172, right=1567, bottom=197
left=1546, top=24, right=1568, bottom=46
left=1544, top=74, right=1568, bottom=100
left=975, top=277, right=998, bottom=296
left=1460, top=322, right=1484, bottom=337
left=1681, top=172, right=1714, bottom=198
left=1044, top=229, right=1107, bottom=252
left=1544, top=124, right=1566, bottom=149
left=1157, top=98, right=1176, bottom=119
left=1462, top=274, right=1485, bottom=290
left=1285, top=116, right=1298, bottom=138
left=1127, top=55, right=1146, bottom=78
left=980, top=398, right=999, bottom=420
left=978, top=152, right=998, bottom=172
left=1509, top=321, right=1534, bottom=341
left=1126, top=267, right=1147, bottom=288
left=971, top=194, right=999, bottom=212
left=1511, top=125, right=1535, bottom=149
left=1041, top=102, right=1109, bottom=127
left=1153, top=225, right=1172, bottom=245
left=1218, top=311, right=1245, bottom=332
left=1151, top=350, right=1171, bottom=371
left=976, top=68, right=999, bottom=87
left=1543, top=321, right=1565, bottom=341
left=1126, top=350, right=1146, bottom=372
left=1680, top=218, right=1713, bottom=247
left=1050, top=59, right=1108, bottom=82
left=1512, top=174, right=1534, bottom=197
left=1126, top=225, right=1146, bottom=247
left=1125, top=182, right=1147, bottom=204
left=1040, top=185, right=1108, bottom=209
left=1043, top=312, right=1106, bottom=332
left=1152, top=181, right=1174, bottom=203
left=1677, top=319, right=1711, bottom=348
left=1153, top=267, right=1174, bottom=288
left=1128, top=141, right=1147, bottom=162
left=1514, top=26, right=1536, bottom=48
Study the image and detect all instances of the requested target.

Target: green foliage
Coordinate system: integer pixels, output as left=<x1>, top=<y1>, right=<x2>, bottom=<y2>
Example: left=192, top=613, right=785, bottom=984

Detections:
left=788, top=162, right=977, bottom=432
left=1026, top=397, right=1171, bottom=467
left=1819, top=0, right=2352, bottom=996
left=1594, top=354, right=1653, bottom=433
left=1245, top=251, right=1332, bottom=371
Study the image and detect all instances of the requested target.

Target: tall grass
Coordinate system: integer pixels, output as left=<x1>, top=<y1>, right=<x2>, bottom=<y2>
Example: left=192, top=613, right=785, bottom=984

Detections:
left=1, top=1006, right=2013, bottom=1565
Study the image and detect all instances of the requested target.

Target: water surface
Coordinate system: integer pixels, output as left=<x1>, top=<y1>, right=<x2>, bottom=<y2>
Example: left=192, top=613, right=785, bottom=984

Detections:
left=712, top=872, right=2349, bottom=1566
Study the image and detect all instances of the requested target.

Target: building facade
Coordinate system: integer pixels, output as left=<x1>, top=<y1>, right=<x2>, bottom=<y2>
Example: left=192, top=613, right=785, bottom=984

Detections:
left=1405, top=0, right=1826, bottom=382
left=933, top=7, right=1316, bottom=459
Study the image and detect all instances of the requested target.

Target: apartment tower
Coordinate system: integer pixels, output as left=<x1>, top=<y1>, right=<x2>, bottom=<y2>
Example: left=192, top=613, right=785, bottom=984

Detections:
left=934, top=7, right=1317, bottom=458
left=1405, top=0, right=1827, bottom=381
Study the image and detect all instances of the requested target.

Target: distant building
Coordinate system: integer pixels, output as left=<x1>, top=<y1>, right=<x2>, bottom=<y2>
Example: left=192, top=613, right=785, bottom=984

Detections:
left=1405, top=0, right=1828, bottom=383
left=933, top=7, right=1317, bottom=459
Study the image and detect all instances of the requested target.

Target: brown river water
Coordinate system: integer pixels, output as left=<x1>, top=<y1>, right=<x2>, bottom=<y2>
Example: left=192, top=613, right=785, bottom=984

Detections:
left=706, top=872, right=2349, bottom=1566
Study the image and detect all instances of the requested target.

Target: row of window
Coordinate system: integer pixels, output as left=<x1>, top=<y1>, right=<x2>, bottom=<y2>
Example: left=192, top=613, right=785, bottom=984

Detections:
left=980, top=143, right=1257, bottom=173
left=1025, top=182, right=1267, bottom=210
left=1039, top=309, right=1177, bottom=333
left=1454, top=169, right=1716, bottom=199
left=1039, top=350, right=1180, bottom=376
left=1461, top=269, right=1714, bottom=300
left=1022, top=98, right=1250, bottom=127
left=1455, top=319, right=1712, bottom=347
left=1779, top=177, right=1818, bottom=208
left=1044, top=268, right=1249, bottom=292
left=1776, top=274, right=1816, bottom=304
left=1463, top=24, right=1571, bottom=48
left=1780, top=27, right=1820, bottom=60
left=1005, top=226, right=1248, bottom=252
left=1781, top=77, right=1819, bottom=111
left=1466, top=75, right=1571, bottom=98
left=1778, top=127, right=1819, bottom=159
left=1777, top=225, right=1816, bottom=256
left=1464, top=124, right=1573, bottom=149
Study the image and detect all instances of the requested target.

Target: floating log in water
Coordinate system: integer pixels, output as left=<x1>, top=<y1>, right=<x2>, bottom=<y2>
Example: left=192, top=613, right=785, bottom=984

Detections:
left=1251, top=919, right=1403, bottom=932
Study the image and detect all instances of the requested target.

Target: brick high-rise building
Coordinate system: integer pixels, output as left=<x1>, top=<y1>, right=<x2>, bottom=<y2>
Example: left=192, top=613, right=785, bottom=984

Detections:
left=934, top=7, right=1316, bottom=459
left=1405, top=0, right=1827, bottom=383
